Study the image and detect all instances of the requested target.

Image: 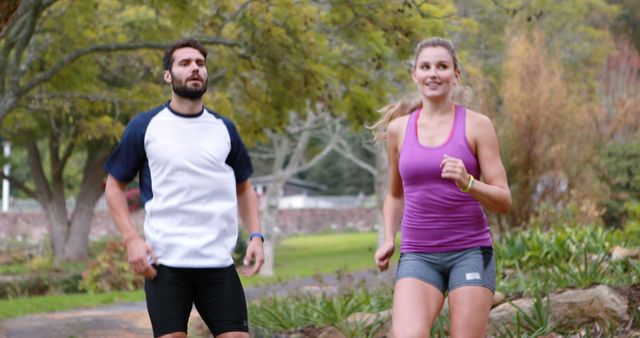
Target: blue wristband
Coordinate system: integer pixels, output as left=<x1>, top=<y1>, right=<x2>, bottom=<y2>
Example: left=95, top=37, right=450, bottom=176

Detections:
left=249, top=232, right=264, bottom=242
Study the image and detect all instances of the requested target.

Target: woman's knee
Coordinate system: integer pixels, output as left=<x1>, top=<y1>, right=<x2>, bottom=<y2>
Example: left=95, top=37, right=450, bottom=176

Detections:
left=392, top=322, right=431, bottom=338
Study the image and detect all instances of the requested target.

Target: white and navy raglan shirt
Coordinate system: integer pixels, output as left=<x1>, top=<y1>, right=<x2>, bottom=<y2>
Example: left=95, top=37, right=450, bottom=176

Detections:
left=104, top=103, right=253, bottom=268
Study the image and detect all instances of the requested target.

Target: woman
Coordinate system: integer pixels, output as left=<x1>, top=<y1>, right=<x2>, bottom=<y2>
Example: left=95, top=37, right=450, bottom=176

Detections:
left=372, top=37, right=511, bottom=337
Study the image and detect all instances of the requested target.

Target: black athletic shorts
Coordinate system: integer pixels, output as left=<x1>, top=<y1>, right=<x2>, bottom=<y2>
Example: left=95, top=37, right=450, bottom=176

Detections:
left=144, top=264, right=249, bottom=337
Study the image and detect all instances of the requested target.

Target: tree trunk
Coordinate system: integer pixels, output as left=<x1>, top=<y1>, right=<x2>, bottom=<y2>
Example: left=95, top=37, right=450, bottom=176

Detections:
left=259, top=175, right=286, bottom=276
left=375, top=142, right=387, bottom=248
left=255, top=110, right=339, bottom=276
left=43, top=199, right=69, bottom=259
left=0, top=0, right=20, bottom=33
left=63, top=147, right=111, bottom=260
left=27, top=141, right=111, bottom=262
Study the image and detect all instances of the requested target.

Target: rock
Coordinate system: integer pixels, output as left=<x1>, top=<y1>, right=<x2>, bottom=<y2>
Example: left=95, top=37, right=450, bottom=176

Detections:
left=188, top=313, right=213, bottom=338
left=548, top=285, right=628, bottom=328
left=488, top=285, right=629, bottom=335
left=493, top=291, right=506, bottom=307
left=346, top=309, right=391, bottom=326
left=301, top=284, right=338, bottom=296
left=610, top=246, right=640, bottom=261
left=344, top=310, right=392, bottom=338
left=488, top=297, right=536, bottom=333
left=317, top=326, right=346, bottom=338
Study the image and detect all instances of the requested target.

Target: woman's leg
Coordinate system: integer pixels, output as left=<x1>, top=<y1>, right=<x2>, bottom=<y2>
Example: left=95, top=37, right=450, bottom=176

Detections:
left=448, top=286, right=493, bottom=338
left=392, top=278, right=445, bottom=338
left=446, top=247, right=496, bottom=337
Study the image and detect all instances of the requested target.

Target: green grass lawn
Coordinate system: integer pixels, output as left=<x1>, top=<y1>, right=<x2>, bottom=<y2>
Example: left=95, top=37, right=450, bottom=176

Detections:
left=0, top=231, right=399, bottom=319
left=240, top=231, right=398, bottom=286
left=0, top=291, right=145, bottom=319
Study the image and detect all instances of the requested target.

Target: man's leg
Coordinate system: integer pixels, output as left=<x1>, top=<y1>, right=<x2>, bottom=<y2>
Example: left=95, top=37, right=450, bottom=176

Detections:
left=145, top=265, right=194, bottom=337
left=193, top=265, right=250, bottom=337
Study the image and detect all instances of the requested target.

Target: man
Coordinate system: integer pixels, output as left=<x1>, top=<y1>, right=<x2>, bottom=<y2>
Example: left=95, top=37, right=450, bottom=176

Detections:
left=104, top=39, right=264, bottom=338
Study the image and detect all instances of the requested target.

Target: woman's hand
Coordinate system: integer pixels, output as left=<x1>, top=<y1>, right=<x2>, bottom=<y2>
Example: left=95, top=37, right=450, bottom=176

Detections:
left=440, top=154, right=471, bottom=190
left=374, top=240, right=395, bottom=272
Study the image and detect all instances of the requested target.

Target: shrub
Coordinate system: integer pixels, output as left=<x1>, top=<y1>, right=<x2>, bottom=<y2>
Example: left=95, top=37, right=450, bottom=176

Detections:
left=80, top=241, right=143, bottom=293
left=599, top=141, right=640, bottom=228
left=233, top=230, right=249, bottom=266
left=249, top=287, right=392, bottom=336
left=0, top=271, right=82, bottom=298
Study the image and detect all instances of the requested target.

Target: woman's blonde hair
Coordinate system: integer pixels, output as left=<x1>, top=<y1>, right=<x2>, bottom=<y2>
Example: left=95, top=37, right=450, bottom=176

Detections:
left=369, top=37, right=461, bottom=141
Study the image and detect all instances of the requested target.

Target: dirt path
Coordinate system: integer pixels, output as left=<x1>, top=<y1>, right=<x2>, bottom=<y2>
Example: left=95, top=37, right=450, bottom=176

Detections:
left=0, top=268, right=395, bottom=338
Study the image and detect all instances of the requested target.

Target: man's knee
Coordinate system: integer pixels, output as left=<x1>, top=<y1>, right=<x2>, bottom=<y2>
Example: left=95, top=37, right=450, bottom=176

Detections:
left=158, top=332, right=187, bottom=338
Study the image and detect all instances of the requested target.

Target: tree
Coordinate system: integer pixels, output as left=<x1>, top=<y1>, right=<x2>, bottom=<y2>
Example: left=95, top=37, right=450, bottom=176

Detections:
left=330, top=128, right=388, bottom=247
left=0, top=0, right=454, bottom=265
left=500, top=30, right=597, bottom=227
left=608, top=0, right=640, bottom=50
left=206, top=0, right=456, bottom=275
left=250, top=109, right=342, bottom=275
left=0, top=0, right=241, bottom=261
left=600, top=140, right=640, bottom=227
left=0, top=0, right=20, bottom=36
left=595, top=39, right=640, bottom=144
left=302, top=130, right=376, bottom=196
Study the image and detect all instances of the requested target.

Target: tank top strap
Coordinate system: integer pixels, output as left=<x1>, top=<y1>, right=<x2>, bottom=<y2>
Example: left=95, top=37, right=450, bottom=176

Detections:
left=451, top=105, right=466, bottom=140
left=404, top=108, right=420, bottom=147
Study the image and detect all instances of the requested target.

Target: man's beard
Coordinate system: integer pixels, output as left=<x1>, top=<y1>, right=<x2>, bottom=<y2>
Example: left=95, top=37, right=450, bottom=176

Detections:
left=172, top=78, right=207, bottom=100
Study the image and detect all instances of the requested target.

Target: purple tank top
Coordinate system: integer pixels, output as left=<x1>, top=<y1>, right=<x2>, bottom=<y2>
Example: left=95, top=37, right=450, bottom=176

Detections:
left=398, top=105, right=491, bottom=253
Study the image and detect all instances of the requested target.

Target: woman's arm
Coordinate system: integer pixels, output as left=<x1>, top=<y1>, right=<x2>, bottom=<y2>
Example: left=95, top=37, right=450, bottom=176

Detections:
left=375, top=117, right=406, bottom=271
left=467, top=113, right=512, bottom=213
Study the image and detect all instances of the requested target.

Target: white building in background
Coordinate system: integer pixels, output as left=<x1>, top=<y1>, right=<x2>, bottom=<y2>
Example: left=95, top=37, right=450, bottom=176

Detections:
left=2, top=173, right=376, bottom=212
left=251, top=176, right=327, bottom=197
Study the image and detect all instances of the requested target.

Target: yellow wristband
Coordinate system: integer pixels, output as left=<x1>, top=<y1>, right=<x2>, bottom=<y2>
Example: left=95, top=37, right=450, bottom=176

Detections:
left=461, top=175, right=474, bottom=192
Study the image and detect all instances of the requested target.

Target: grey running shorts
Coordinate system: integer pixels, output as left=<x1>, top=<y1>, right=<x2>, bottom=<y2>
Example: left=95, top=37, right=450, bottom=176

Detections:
left=395, top=246, right=496, bottom=294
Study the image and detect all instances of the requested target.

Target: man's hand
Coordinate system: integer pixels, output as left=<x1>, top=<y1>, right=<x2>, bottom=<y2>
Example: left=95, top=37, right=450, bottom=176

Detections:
left=125, top=237, right=157, bottom=279
left=240, top=237, right=265, bottom=277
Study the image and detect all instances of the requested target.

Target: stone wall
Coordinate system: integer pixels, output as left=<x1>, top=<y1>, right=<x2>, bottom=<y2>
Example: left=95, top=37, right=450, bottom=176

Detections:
left=0, top=208, right=378, bottom=243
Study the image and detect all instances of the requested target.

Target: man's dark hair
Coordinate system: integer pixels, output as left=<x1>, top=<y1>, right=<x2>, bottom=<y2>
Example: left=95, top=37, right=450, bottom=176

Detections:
left=163, top=39, right=208, bottom=71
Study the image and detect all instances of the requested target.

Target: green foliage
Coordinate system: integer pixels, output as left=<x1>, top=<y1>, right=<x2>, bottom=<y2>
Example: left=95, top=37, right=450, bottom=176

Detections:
left=548, top=249, right=608, bottom=289
left=306, top=291, right=370, bottom=326
left=609, top=0, right=640, bottom=49
left=619, top=201, right=640, bottom=246
left=603, top=259, right=640, bottom=286
left=301, top=151, right=375, bottom=196
left=431, top=313, right=451, bottom=337
left=0, top=270, right=83, bottom=299
left=250, top=296, right=308, bottom=333
left=249, top=287, right=391, bottom=337
left=494, top=223, right=640, bottom=295
left=80, top=241, right=143, bottom=293
left=600, top=141, right=640, bottom=227
left=495, top=224, right=612, bottom=271
left=232, top=230, right=248, bottom=266
left=496, top=287, right=554, bottom=337
left=336, top=314, right=388, bottom=338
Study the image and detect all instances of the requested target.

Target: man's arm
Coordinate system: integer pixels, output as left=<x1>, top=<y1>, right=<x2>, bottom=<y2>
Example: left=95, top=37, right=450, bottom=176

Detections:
left=236, top=179, right=264, bottom=276
left=104, top=175, right=157, bottom=279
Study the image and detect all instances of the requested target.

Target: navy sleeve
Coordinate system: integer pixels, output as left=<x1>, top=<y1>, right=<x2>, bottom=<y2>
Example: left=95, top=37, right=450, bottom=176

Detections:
left=220, top=117, right=254, bottom=183
left=103, top=110, right=157, bottom=183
